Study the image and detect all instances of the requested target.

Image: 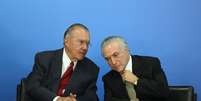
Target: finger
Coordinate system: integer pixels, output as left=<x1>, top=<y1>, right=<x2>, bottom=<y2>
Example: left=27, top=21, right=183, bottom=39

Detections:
left=57, top=97, right=64, bottom=101
left=70, top=93, right=73, bottom=96
left=124, top=70, right=129, bottom=73
left=121, top=74, right=125, bottom=79
left=70, top=93, right=77, bottom=98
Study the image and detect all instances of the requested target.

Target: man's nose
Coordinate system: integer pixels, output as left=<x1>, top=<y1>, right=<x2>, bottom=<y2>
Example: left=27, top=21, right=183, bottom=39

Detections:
left=82, top=43, right=88, bottom=50
left=111, top=57, right=116, bottom=65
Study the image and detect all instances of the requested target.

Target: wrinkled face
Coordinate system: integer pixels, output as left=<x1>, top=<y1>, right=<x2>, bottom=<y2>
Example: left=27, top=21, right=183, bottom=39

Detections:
left=64, top=27, right=90, bottom=61
left=102, top=41, right=130, bottom=72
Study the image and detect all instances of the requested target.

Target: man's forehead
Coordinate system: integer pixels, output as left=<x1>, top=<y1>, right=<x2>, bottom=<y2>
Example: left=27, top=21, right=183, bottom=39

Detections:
left=77, top=37, right=90, bottom=42
left=104, top=46, right=119, bottom=57
left=70, top=29, right=89, bottom=38
left=104, top=42, right=120, bottom=51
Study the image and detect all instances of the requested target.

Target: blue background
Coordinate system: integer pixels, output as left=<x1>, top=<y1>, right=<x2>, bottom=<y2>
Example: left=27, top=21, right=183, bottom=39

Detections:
left=0, top=0, right=200, bottom=101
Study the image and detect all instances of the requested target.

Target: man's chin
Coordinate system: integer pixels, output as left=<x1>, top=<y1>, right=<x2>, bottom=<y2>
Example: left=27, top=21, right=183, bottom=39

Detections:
left=116, top=68, right=125, bottom=73
left=112, top=68, right=122, bottom=73
left=77, top=56, right=85, bottom=60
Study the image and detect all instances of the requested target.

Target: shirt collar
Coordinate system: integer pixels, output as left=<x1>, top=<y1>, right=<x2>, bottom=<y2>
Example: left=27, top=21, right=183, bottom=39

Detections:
left=125, top=55, right=133, bottom=72
left=62, top=48, right=77, bottom=69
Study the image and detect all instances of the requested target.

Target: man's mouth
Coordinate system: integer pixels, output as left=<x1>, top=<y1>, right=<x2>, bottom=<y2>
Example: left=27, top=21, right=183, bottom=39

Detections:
left=80, top=51, right=86, bottom=55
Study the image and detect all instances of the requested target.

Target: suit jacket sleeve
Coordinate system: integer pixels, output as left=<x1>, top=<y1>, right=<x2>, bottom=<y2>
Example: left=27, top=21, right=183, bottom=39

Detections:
left=26, top=53, right=56, bottom=101
left=102, top=77, right=129, bottom=101
left=77, top=67, right=99, bottom=101
left=135, top=57, right=169, bottom=99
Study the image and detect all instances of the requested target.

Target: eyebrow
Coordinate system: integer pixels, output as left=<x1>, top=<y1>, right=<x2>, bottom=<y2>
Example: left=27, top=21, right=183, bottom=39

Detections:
left=104, top=51, right=118, bottom=60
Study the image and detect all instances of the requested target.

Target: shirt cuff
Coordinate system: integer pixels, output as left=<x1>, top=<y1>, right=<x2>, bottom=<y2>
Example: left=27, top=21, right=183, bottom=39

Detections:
left=134, top=80, right=138, bottom=85
left=53, top=96, right=60, bottom=101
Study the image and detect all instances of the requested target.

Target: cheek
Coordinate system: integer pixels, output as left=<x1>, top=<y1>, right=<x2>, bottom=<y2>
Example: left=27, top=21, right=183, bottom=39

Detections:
left=71, top=45, right=80, bottom=51
left=123, top=59, right=128, bottom=66
left=115, top=60, right=122, bottom=66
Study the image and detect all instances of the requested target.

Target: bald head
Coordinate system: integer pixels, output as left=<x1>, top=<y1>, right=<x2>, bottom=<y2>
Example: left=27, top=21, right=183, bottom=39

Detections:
left=64, top=23, right=89, bottom=39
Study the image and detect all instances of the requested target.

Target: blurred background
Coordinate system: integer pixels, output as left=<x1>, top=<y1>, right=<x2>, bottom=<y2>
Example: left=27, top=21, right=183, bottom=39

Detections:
left=0, top=0, right=200, bottom=101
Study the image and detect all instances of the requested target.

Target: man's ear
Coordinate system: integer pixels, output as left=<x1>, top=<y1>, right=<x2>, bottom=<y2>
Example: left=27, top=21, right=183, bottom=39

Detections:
left=64, top=38, right=67, bottom=43
left=64, top=38, right=69, bottom=46
left=124, top=48, right=129, bottom=51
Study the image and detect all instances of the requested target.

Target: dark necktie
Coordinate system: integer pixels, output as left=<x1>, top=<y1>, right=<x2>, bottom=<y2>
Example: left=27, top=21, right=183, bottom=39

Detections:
left=56, top=61, right=74, bottom=96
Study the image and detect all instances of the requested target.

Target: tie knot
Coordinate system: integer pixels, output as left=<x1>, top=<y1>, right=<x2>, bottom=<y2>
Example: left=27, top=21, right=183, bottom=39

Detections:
left=70, top=61, right=74, bottom=67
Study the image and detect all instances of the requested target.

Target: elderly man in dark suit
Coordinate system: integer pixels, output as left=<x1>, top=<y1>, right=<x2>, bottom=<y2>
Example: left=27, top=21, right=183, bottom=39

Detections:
left=26, top=23, right=99, bottom=101
left=101, top=36, right=169, bottom=101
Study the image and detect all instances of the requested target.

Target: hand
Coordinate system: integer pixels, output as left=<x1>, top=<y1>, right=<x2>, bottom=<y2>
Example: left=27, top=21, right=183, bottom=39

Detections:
left=121, top=70, right=138, bottom=85
left=57, top=94, right=77, bottom=101
left=70, top=93, right=77, bottom=99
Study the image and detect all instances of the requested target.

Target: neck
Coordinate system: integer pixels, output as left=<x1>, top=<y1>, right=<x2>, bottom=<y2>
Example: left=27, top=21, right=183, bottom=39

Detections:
left=64, top=48, right=76, bottom=62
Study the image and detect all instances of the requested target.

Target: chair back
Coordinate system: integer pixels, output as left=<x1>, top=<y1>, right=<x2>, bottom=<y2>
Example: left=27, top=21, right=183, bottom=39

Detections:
left=168, top=86, right=196, bottom=101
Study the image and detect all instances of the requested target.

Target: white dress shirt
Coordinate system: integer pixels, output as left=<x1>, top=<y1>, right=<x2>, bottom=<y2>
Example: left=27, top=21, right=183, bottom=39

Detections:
left=125, top=55, right=133, bottom=72
left=124, top=55, right=138, bottom=85
left=53, top=48, right=77, bottom=101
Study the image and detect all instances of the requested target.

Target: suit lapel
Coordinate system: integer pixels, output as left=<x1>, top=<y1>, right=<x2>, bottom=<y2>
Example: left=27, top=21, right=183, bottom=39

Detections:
left=132, top=55, right=140, bottom=76
left=111, top=71, right=129, bottom=97
left=63, top=60, right=83, bottom=96
left=50, top=49, right=63, bottom=92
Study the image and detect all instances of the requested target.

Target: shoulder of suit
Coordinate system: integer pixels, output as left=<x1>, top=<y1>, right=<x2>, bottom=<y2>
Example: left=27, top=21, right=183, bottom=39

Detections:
left=133, top=55, right=159, bottom=61
left=82, top=57, right=96, bottom=65
left=79, top=57, right=100, bottom=70
left=34, top=48, right=63, bottom=60
left=35, top=48, right=62, bottom=56
left=102, top=70, right=117, bottom=81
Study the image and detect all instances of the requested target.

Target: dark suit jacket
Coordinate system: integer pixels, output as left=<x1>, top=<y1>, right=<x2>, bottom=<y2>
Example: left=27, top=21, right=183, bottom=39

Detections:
left=102, top=55, right=169, bottom=101
left=26, top=48, right=99, bottom=101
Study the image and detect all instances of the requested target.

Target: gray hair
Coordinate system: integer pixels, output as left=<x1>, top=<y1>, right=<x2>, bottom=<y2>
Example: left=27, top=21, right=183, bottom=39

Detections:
left=63, top=23, right=89, bottom=39
left=101, top=36, right=128, bottom=51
